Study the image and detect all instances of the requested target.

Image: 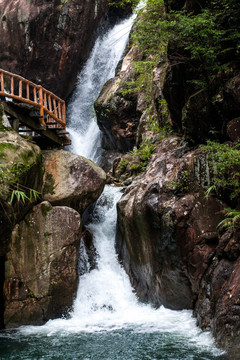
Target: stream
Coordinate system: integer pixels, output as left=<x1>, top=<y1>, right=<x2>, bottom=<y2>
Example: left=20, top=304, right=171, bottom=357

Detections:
left=0, top=11, right=227, bottom=360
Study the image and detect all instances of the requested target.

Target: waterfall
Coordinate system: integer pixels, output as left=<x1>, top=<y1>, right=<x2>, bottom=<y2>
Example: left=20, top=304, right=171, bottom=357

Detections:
left=67, top=16, right=135, bottom=163
left=19, top=187, right=223, bottom=358
left=2, top=11, right=225, bottom=360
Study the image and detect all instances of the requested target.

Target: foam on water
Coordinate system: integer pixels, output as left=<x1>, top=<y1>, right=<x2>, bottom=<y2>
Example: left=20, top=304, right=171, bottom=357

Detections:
left=67, top=16, right=136, bottom=163
left=18, top=186, right=224, bottom=357
left=3, top=7, right=225, bottom=359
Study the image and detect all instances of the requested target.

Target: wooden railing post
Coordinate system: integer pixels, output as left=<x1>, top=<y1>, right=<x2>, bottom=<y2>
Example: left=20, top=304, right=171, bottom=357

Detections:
left=0, top=71, right=4, bottom=92
left=62, top=102, right=66, bottom=124
left=0, top=69, right=67, bottom=132
left=38, top=85, right=45, bottom=127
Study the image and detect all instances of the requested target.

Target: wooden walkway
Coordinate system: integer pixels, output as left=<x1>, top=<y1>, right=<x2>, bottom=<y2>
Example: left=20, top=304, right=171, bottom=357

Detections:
left=0, top=69, right=71, bottom=147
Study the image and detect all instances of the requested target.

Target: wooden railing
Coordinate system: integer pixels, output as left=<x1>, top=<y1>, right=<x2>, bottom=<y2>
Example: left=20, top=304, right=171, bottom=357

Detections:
left=0, top=69, right=66, bottom=129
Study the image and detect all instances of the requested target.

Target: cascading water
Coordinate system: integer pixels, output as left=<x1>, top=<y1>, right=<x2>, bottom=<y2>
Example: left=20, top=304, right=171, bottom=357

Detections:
left=0, top=186, right=226, bottom=359
left=0, top=11, right=227, bottom=360
left=67, top=16, right=135, bottom=163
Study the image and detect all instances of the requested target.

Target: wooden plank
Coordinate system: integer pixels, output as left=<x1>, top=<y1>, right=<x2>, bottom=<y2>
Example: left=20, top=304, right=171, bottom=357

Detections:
left=1, top=102, right=45, bottom=131
left=26, top=83, right=30, bottom=100
left=11, top=76, right=14, bottom=95
left=1, top=101, right=71, bottom=146
left=0, top=72, right=4, bottom=92
left=19, top=80, right=22, bottom=97
left=0, top=68, right=67, bottom=131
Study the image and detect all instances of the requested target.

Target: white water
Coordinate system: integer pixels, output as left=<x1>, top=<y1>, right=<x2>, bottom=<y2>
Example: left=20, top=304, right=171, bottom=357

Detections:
left=67, top=16, right=135, bottom=163
left=20, top=186, right=220, bottom=355
left=19, top=12, right=224, bottom=358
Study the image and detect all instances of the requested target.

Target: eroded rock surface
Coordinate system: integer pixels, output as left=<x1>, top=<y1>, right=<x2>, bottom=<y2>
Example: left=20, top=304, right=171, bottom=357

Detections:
left=116, top=136, right=224, bottom=310
left=115, top=135, right=240, bottom=351
left=4, top=201, right=81, bottom=327
left=94, top=47, right=143, bottom=152
left=0, top=0, right=109, bottom=98
left=42, top=149, right=106, bottom=214
left=194, top=228, right=240, bottom=353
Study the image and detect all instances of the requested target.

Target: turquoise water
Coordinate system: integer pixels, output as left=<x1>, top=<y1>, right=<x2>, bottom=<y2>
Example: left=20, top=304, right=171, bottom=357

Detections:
left=0, top=11, right=228, bottom=360
left=0, top=329, right=226, bottom=360
left=0, top=187, right=227, bottom=360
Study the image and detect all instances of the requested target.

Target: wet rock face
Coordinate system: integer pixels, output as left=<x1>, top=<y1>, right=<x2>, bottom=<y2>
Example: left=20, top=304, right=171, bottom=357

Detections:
left=4, top=201, right=81, bottom=327
left=94, top=47, right=143, bottom=152
left=0, top=0, right=108, bottom=98
left=161, top=38, right=240, bottom=144
left=42, top=149, right=106, bottom=214
left=115, top=135, right=240, bottom=351
left=81, top=228, right=98, bottom=272
left=116, top=136, right=224, bottom=310
left=194, top=229, right=240, bottom=352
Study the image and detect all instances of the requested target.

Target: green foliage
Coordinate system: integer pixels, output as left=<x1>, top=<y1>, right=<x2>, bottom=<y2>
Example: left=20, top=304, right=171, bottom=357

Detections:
left=132, top=0, right=240, bottom=87
left=218, top=208, right=240, bottom=229
left=204, top=184, right=217, bottom=199
left=108, top=0, right=139, bottom=8
left=165, top=169, right=192, bottom=194
left=10, top=190, right=28, bottom=204
left=28, top=290, right=35, bottom=298
left=41, top=203, right=53, bottom=217
left=44, top=232, right=52, bottom=237
left=129, top=140, right=156, bottom=174
left=43, top=173, right=55, bottom=195
left=165, top=10, right=224, bottom=70
left=0, top=161, right=40, bottom=205
left=148, top=115, right=160, bottom=133
left=121, top=61, right=155, bottom=105
left=132, top=0, right=167, bottom=57
left=115, top=140, right=156, bottom=178
left=118, top=157, right=129, bottom=175
left=202, top=141, right=240, bottom=201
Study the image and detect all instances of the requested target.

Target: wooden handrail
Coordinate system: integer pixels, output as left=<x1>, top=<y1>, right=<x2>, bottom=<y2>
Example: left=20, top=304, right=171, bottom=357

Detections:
left=0, top=69, right=66, bottom=129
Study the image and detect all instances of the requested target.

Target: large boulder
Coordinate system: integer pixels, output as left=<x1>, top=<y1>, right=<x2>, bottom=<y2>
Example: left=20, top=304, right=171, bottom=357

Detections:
left=4, top=201, right=81, bottom=327
left=0, top=0, right=109, bottom=98
left=116, top=135, right=240, bottom=351
left=42, top=149, right=106, bottom=214
left=116, top=136, right=224, bottom=310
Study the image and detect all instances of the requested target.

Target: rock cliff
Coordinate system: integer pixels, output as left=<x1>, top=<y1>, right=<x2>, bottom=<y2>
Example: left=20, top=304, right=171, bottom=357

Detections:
left=94, top=0, right=240, bottom=353
left=0, top=117, right=106, bottom=327
left=116, top=137, right=224, bottom=310
left=0, top=0, right=109, bottom=98
left=4, top=202, right=81, bottom=327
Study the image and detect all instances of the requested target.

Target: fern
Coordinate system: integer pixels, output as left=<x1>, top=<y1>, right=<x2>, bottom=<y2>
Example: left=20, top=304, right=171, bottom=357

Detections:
left=218, top=208, right=240, bottom=229
left=10, top=190, right=29, bottom=204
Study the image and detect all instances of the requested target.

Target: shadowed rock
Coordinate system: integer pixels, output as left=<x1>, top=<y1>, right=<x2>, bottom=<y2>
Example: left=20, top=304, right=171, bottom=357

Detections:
left=0, top=0, right=109, bottom=99
left=4, top=202, right=81, bottom=327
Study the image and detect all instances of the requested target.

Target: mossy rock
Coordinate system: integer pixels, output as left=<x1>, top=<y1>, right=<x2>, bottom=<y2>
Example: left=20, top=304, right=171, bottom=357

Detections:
left=0, top=131, right=43, bottom=217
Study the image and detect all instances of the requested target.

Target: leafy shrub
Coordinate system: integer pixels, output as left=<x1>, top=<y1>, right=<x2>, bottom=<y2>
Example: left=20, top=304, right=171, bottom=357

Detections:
left=201, top=141, right=240, bottom=201
left=0, top=161, right=40, bottom=204
left=129, top=140, right=156, bottom=174
left=218, top=208, right=240, bottom=229
left=132, top=0, right=240, bottom=87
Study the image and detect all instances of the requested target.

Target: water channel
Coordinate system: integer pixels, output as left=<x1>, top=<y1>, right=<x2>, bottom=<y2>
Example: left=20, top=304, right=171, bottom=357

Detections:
left=0, top=11, right=227, bottom=360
